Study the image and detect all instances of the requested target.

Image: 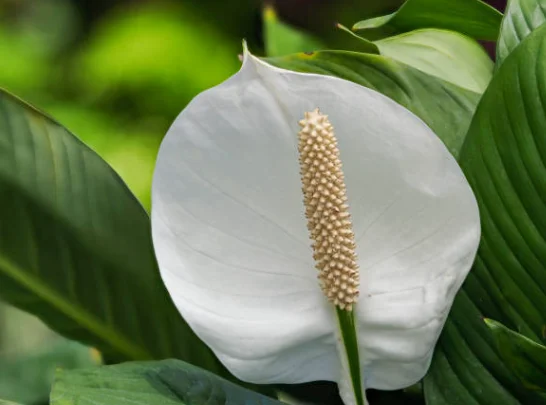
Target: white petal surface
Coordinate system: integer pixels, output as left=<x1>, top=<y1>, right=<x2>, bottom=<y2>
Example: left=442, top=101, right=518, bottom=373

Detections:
left=151, top=50, right=480, bottom=391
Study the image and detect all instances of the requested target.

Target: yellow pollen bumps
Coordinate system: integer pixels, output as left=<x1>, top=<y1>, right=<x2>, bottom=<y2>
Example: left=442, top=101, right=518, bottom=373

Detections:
left=297, top=108, right=360, bottom=311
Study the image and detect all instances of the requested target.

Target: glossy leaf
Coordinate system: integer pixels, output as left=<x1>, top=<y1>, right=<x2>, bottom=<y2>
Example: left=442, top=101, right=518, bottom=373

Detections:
left=266, top=51, right=480, bottom=158
left=486, top=319, right=546, bottom=391
left=0, top=89, right=222, bottom=371
left=344, top=28, right=493, bottom=93
left=0, top=340, right=98, bottom=405
left=497, top=0, right=546, bottom=66
left=271, top=20, right=492, bottom=93
left=353, top=0, right=502, bottom=41
left=264, top=10, right=492, bottom=93
left=50, top=359, right=282, bottom=405
left=424, top=23, right=546, bottom=405
left=375, top=30, right=492, bottom=93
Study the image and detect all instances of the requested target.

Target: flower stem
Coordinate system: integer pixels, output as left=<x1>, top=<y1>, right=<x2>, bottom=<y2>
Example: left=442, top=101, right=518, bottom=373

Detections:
left=336, top=307, right=366, bottom=405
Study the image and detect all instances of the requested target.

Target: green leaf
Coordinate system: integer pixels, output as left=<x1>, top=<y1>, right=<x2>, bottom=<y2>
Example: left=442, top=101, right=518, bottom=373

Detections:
left=335, top=23, right=381, bottom=54
left=262, top=9, right=379, bottom=57
left=265, top=51, right=481, bottom=158
left=353, top=0, right=502, bottom=41
left=268, top=17, right=493, bottom=93
left=263, top=6, right=324, bottom=57
left=0, top=89, right=222, bottom=371
left=486, top=319, right=546, bottom=391
left=342, top=28, right=493, bottom=93
left=497, top=0, right=546, bottom=67
left=0, top=340, right=98, bottom=405
left=424, top=23, right=546, bottom=405
left=50, top=359, right=283, bottom=405
left=0, top=399, right=24, bottom=405
left=43, top=104, right=160, bottom=210
left=374, top=29, right=493, bottom=93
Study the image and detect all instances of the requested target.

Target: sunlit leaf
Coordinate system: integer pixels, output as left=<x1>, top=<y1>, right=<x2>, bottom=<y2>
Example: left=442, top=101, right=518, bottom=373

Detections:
left=342, top=28, right=493, bottom=92
left=269, top=18, right=492, bottom=93
left=353, top=0, right=502, bottom=41
left=497, top=0, right=546, bottom=66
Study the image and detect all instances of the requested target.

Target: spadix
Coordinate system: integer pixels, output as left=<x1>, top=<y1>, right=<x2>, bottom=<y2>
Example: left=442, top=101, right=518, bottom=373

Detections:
left=298, top=108, right=359, bottom=311
left=151, top=46, right=481, bottom=405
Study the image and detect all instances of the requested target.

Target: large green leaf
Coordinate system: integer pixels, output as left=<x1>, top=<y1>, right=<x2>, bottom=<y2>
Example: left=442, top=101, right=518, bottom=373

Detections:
left=43, top=104, right=161, bottom=210
left=497, top=0, right=546, bottom=66
left=374, top=30, right=493, bottom=93
left=0, top=89, right=222, bottom=371
left=0, top=340, right=98, bottom=405
left=486, top=319, right=546, bottom=391
left=352, top=0, right=502, bottom=41
left=266, top=15, right=492, bottom=93
left=424, top=23, right=546, bottom=405
left=50, top=360, right=283, bottom=405
left=266, top=51, right=480, bottom=157
left=343, top=28, right=493, bottom=93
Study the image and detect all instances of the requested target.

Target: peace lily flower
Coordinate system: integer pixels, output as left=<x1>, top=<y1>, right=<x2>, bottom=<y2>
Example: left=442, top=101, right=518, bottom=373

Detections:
left=151, top=46, right=481, bottom=405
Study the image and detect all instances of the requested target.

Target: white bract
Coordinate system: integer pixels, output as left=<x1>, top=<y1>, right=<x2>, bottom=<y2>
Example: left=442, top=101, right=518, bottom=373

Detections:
left=151, top=47, right=481, bottom=404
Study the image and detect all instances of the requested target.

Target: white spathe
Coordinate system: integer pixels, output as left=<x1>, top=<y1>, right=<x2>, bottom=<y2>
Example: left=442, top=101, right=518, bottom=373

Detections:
left=151, top=48, right=480, bottom=401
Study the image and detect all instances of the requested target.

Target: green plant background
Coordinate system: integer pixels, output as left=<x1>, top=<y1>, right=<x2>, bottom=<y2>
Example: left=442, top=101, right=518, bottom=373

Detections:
left=0, top=0, right=526, bottom=405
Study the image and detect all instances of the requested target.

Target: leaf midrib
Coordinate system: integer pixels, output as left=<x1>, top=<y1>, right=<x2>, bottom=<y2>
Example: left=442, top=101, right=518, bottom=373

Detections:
left=0, top=252, right=152, bottom=361
left=0, top=96, right=162, bottom=362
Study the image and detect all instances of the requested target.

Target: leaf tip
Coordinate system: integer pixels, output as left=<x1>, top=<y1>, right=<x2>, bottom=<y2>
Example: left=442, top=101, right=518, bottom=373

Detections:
left=263, top=3, right=277, bottom=21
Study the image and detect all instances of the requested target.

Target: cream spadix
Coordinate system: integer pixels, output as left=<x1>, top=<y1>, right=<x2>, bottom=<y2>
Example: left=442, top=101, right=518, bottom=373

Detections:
left=151, top=47, right=481, bottom=404
left=298, top=108, right=359, bottom=310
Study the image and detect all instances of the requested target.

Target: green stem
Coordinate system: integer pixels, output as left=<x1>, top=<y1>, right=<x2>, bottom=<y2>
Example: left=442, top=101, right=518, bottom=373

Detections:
left=336, top=307, right=365, bottom=405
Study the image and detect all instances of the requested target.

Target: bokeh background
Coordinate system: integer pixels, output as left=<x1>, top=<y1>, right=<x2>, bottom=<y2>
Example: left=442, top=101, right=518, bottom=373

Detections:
left=0, top=0, right=507, bottom=403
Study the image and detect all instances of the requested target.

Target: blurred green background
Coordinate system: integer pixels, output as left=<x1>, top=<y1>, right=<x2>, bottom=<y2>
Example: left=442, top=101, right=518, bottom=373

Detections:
left=0, top=0, right=506, bottom=403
